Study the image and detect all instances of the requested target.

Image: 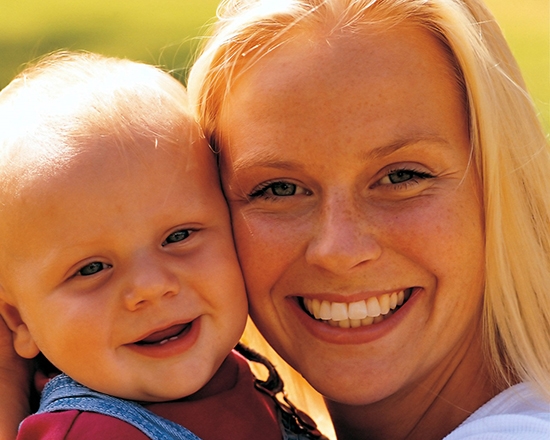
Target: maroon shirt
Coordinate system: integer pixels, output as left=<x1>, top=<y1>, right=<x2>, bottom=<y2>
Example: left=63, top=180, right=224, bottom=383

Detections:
left=18, top=351, right=282, bottom=440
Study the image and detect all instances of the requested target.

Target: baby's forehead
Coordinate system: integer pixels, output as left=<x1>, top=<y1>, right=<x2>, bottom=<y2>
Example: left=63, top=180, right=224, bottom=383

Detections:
left=12, top=123, right=196, bottom=172
left=0, top=129, right=215, bottom=254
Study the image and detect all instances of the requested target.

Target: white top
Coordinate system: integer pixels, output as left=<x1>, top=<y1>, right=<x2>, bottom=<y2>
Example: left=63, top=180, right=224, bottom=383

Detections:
left=444, top=383, right=550, bottom=439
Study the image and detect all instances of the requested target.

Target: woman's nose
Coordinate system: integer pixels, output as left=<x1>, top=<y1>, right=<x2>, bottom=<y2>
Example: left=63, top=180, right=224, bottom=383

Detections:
left=121, top=253, right=179, bottom=311
left=305, top=194, right=382, bottom=274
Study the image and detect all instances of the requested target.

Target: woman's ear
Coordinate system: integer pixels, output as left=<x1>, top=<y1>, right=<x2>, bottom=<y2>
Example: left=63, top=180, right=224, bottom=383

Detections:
left=0, top=296, right=40, bottom=359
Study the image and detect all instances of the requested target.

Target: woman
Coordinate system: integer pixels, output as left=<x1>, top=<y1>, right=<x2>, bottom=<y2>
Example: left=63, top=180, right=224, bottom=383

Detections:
left=187, top=0, right=550, bottom=438
left=1, top=0, right=549, bottom=438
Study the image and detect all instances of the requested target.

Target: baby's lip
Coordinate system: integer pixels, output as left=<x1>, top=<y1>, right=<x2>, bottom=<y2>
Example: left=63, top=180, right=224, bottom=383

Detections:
left=134, top=323, right=190, bottom=345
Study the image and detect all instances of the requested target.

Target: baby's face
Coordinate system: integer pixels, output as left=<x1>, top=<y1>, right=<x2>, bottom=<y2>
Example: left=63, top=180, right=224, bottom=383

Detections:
left=0, top=124, right=248, bottom=401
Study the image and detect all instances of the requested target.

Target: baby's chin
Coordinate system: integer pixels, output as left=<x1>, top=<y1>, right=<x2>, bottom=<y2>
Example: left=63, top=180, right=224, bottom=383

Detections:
left=81, top=377, right=208, bottom=403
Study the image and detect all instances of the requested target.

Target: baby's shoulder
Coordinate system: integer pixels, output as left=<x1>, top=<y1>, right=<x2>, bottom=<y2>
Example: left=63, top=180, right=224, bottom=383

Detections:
left=18, top=409, right=150, bottom=440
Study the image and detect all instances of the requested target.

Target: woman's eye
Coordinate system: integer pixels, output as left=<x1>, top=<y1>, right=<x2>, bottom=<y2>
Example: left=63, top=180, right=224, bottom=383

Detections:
left=271, top=182, right=297, bottom=196
left=163, top=230, right=191, bottom=246
left=386, top=170, right=414, bottom=184
left=249, top=181, right=310, bottom=199
left=378, top=168, right=434, bottom=187
left=77, top=262, right=108, bottom=277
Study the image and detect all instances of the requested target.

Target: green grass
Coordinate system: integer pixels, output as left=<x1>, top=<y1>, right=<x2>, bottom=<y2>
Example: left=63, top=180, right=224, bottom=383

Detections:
left=0, top=0, right=548, bottom=128
left=0, top=0, right=220, bottom=84
left=485, top=0, right=549, bottom=130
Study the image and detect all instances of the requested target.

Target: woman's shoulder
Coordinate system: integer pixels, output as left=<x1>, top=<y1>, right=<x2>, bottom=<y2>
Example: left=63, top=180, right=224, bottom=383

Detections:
left=444, top=383, right=550, bottom=439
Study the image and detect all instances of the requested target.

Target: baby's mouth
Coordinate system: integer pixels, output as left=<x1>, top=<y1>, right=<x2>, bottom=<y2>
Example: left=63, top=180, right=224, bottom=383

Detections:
left=300, top=288, right=413, bottom=328
left=134, top=323, right=191, bottom=346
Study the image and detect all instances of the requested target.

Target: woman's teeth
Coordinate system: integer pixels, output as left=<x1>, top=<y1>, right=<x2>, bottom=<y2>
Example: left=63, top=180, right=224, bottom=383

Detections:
left=302, top=289, right=411, bottom=328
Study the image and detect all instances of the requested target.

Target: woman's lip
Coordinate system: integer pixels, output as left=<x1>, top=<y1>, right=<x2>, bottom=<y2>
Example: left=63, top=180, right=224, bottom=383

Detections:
left=288, top=287, right=419, bottom=345
left=297, top=287, right=413, bottom=303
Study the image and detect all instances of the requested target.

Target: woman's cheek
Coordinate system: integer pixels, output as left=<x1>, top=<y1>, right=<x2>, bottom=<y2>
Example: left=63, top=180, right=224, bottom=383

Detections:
left=230, top=207, right=306, bottom=295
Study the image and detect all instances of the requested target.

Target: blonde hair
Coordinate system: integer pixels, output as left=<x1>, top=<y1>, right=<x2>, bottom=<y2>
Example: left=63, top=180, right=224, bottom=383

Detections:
left=0, top=51, right=192, bottom=194
left=187, top=0, right=550, bottom=414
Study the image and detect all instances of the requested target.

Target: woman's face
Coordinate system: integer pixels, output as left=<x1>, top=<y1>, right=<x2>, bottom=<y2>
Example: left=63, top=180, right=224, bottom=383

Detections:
left=218, top=25, right=486, bottom=405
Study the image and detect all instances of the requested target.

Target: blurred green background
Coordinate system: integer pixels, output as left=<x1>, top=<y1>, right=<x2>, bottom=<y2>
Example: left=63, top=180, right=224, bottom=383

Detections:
left=0, top=0, right=548, bottom=129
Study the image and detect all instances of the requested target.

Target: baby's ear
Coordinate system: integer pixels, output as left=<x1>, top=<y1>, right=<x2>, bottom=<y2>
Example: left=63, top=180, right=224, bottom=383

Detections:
left=0, top=295, right=40, bottom=359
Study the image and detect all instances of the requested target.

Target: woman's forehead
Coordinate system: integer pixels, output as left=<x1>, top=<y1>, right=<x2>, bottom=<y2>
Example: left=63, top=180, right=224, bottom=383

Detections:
left=216, top=23, right=471, bottom=196
left=219, top=24, right=462, bottom=136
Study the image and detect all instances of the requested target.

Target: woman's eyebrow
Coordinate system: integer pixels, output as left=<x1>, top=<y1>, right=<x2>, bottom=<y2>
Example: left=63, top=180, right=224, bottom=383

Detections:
left=230, top=136, right=452, bottom=172
left=231, top=150, right=306, bottom=173
left=366, top=136, right=453, bottom=160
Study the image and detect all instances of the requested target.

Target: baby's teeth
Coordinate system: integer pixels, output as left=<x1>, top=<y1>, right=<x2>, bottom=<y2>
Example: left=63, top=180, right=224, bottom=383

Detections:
left=158, top=335, right=179, bottom=346
left=366, top=296, right=381, bottom=317
left=390, top=292, right=398, bottom=309
left=379, top=294, right=390, bottom=315
left=331, top=302, right=348, bottom=321
left=348, top=300, right=368, bottom=320
left=320, top=300, right=332, bottom=320
left=397, top=290, right=405, bottom=306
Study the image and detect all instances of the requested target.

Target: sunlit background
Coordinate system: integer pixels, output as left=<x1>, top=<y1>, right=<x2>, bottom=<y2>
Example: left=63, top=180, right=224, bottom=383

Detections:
left=0, top=1, right=219, bottom=86
left=0, top=2, right=547, bottom=439
left=0, top=0, right=548, bottom=128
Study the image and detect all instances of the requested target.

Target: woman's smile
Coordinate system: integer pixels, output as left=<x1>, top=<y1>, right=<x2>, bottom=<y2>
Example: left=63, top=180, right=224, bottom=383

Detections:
left=300, top=287, right=413, bottom=328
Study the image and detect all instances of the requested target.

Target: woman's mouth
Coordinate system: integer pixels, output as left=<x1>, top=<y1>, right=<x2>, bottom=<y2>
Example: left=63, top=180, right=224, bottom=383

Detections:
left=300, top=288, right=413, bottom=328
left=134, top=323, right=191, bottom=346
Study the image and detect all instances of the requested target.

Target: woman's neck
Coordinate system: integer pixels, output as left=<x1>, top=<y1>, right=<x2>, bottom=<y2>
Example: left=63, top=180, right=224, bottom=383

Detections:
left=325, top=335, right=501, bottom=440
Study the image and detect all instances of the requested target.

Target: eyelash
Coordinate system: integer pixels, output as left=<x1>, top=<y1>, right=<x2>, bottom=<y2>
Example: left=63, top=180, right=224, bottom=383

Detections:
left=72, top=229, right=193, bottom=278
left=248, top=167, right=433, bottom=199
left=75, top=262, right=111, bottom=277
left=249, top=181, right=310, bottom=200
left=377, top=167, right=434, bottom=189
left=162, top=229, right=193, bottom=246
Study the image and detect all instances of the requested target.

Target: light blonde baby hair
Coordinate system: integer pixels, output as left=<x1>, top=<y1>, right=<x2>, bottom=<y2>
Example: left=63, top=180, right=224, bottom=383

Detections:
left=187, top=0, right=550, bottom=415
left=0, top=51, right=193, bottom=197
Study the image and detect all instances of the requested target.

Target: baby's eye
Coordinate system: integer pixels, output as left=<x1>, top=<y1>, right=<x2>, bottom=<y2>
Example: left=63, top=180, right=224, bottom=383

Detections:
left=163, top=229, right=191, bottom=246
left=249, top=181, right=310, bottom=199
left=77, top=262, right=108, bottom=277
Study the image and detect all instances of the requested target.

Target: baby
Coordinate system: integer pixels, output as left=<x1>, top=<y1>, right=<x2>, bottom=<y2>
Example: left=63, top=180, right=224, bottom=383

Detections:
left=0, top=52, right=324, bottom=440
